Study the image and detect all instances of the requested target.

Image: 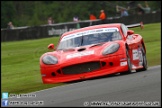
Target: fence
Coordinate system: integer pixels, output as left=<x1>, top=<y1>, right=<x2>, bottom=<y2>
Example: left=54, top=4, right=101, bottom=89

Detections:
left=1, top=11, right=161, bottom=42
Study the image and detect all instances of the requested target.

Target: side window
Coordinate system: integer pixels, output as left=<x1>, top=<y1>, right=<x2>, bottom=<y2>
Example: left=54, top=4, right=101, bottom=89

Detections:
left=121, top=24, right=128, bottom=37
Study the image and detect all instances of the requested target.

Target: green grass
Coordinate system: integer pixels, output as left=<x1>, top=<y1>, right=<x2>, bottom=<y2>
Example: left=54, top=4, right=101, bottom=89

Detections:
left=1, top=37, right=63, bottom=94
left=1, top=23, right=161, bottom=94
left=130, top=23, right=161, bottom=66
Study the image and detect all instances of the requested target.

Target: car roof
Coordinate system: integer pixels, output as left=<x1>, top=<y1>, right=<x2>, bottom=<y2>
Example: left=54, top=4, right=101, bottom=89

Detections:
left=62, top=23, right=122, bottom=37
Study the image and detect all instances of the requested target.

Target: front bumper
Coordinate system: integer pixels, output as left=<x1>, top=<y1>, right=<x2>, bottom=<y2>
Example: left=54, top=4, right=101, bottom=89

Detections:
left=40, top=54, right=128, bottom=84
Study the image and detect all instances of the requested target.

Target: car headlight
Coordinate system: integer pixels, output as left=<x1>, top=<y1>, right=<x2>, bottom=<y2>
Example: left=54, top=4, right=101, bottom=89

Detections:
left=42, top=55, right=58, bottom=65
left=102, top=43, right=120, bottom=55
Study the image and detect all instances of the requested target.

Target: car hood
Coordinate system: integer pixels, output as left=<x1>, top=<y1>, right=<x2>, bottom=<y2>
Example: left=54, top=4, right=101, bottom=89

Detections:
left=43, top=41, right=123, bottom=65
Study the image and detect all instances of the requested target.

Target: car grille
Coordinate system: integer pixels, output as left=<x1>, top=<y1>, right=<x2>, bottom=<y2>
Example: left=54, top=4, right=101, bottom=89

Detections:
left=62, top=61, right=101, bottom=75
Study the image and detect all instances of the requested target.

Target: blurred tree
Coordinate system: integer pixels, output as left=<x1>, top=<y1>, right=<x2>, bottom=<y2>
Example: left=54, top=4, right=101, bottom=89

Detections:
left=1, top=1, right=16, bottom=28
left=1, top=1, right=160, bottom=28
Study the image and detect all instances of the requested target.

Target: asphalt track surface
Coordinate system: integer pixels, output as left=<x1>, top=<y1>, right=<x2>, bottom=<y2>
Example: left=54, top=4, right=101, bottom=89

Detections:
left=6, top=65, right=161, bottom=107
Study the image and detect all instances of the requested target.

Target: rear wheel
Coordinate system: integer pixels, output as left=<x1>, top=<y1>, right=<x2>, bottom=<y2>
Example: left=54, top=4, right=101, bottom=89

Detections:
left=136, top=46, right=147, bottom=72
left=120, top=49, right=132, bottom=75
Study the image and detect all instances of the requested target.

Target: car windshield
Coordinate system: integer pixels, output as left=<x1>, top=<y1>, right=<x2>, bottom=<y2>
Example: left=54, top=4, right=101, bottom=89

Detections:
left=57, top=28, right=122, bottom=50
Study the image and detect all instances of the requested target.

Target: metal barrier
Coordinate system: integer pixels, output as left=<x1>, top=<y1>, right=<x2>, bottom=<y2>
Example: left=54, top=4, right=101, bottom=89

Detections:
left=1, top=11, right=161, bottom=42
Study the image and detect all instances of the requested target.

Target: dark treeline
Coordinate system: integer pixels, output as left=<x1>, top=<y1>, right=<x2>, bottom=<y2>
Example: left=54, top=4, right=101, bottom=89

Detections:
left=1, top=1, right=161, bottom=28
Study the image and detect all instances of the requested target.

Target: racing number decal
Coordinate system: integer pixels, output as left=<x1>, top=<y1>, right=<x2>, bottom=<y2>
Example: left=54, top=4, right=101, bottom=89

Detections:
left=138, top=48, right=143, bottom=64
left=132, top=49, right=139, bottom=60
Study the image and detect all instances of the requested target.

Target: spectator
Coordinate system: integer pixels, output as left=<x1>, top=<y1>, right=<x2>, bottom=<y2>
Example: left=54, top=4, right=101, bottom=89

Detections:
left=7, top=22, right=14, bottom=29
left=116, top=5, right=129, bottom=17
left=89, top=13, right=97, bottom=26
left=121, top=8, right=129, bottom=17
left=73, top=16, right=79, bottom=22
left=48, top=17, right=54, bottom=25
left=99, top=9, right=106, bottom=24
left=73, top=16, right=80, bottom=29
left=89, top=13, right=96, bottom=20
left=136, top=1, right=151, bottom=15
left=143, top=1, right=151, bottom=13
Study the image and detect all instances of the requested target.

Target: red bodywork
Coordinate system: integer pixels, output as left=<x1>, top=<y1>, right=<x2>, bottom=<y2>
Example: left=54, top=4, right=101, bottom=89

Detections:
left=40, top=23, right=146, bottom=84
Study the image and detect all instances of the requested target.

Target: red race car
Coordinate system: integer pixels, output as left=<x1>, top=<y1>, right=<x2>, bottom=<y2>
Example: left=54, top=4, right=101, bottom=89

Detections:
left=40, top=22, right=147, bottom=84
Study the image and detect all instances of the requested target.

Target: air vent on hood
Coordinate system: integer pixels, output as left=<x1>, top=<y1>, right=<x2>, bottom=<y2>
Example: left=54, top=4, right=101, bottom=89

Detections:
left=77, top=48, right=86, bottom=52
left=90, top=43, right=104, bottom=48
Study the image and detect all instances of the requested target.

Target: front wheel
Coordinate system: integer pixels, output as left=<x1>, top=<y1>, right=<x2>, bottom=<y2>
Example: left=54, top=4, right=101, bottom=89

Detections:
left=136, top=46, right=148, bottom=72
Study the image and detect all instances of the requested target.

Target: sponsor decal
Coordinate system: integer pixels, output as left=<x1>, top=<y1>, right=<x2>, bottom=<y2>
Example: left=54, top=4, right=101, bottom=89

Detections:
left=48, top=26, right=76, bottom=35
left=120, top=61, right=127, bottom=66
left=120, top=58, right=127, bottom=61
left=61, top=28, right=119, bottom=41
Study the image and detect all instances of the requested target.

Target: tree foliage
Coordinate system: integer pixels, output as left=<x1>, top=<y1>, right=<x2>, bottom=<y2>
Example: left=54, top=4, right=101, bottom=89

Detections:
left=1, top=1, right=160, bottom=28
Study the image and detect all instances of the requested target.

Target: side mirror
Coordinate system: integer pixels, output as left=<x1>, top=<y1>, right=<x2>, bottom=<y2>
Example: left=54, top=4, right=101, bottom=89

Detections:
left=126, top=30, right=134, bottom=38
left=48, top=44, right=54, bottom=50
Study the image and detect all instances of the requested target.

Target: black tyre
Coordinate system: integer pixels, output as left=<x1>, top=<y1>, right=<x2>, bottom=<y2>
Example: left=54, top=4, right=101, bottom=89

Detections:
left=136, top=46, right=147, bottom=72
left=120, top=49, right=132, bottom=75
